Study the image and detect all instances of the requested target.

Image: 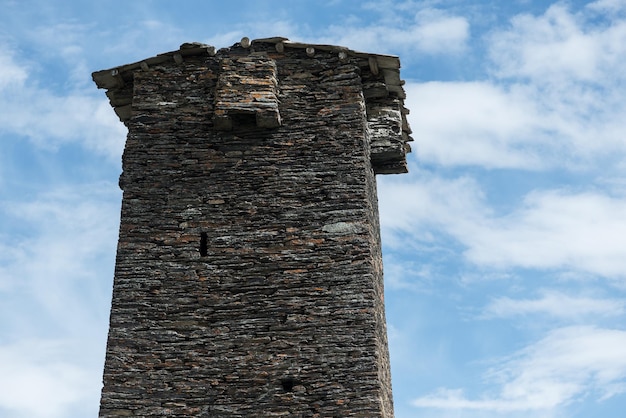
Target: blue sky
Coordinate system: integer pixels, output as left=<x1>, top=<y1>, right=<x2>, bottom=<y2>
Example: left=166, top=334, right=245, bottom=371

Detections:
left=2, top=0, right=626, bottom=417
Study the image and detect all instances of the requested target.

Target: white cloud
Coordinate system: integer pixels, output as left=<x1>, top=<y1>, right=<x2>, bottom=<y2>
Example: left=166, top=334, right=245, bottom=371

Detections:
left=25, top=22, right=95, bottom=85
left=412, top=8, right=470, bottom=54
left=0, top=184, right=119, bottom=335
left=409, top=3, right=626, bottom=169
left=412, top=326, right=626, bottom=413
left=489, top=4, right=607, bottom=82
left=465, top=190, right=626, bottom=277
left=0, top=49, right=27, bottom=90
left=588, top=0, right=626, bottom=14
left=383, top=253, right=437, bottom=292
left=407, top=76, right=626, bottom=169
left=378, top=167, right=487, bottom=243
left=0, top=55, right=126, bottom=159
left=0, top=339, right=100, bottom=418
left=406, top=81, right=544, bottom=169
left=0, top=184, right=117, bottom=417
left=317, top=6, right=469, bottom=55
left=482, top=290, right=626, bottom=319
left=379, top=172, right=626, bottom=279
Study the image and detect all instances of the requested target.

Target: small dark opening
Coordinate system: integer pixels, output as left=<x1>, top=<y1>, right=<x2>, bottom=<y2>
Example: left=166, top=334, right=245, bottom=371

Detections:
left=231, top=112, right=257, bottom=127
left=199, top=232, right=208, bottom=257
left=281, top=377, right=295, bottom=392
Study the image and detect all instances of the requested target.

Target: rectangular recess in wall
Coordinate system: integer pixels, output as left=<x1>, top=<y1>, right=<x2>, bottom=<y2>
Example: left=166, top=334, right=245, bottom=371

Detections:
left=200, top=232, right=208, bottom=257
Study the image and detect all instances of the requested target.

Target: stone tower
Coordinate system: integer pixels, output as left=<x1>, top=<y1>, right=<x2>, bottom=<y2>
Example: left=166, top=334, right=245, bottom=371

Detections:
left=93, top=37, right=411, bottom=417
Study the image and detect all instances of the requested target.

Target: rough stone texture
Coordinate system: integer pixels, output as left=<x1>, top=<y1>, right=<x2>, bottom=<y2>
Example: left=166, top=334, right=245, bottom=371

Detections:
left=214, top=54, right=281, bottom=130
left=94, top=38, right=409, bottom=417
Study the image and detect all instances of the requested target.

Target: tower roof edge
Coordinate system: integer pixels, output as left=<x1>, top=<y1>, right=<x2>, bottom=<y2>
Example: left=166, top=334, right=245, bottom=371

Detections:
left=92, top=37, right=402, bottom=90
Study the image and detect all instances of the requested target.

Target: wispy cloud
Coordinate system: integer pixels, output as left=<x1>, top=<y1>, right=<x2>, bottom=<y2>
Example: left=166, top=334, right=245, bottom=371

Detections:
left=588, top=0, right=626, bottom=14
left=0, top=339, right=101, bottom=418
left=488, top=3, right=626, bottom=83
left=481, top=290, right=626, bottom=319
left=410, top=2, right=626, bottom=169
left=315, top=4, right=469, bottom=55
left=379, top=172, right=626, bottom=279
left=406, top=81, right=544, bottom=169
left=413, top=326, right=626, bottom=413
left=464, top=190, right=626, bottom=277
left=0, top=42, right=125, bottom=159
left=0, top=48, right=28, bottom=90
left=0, top=184, right=119, bottom=336
left=0, top=184, right=118, bottom=417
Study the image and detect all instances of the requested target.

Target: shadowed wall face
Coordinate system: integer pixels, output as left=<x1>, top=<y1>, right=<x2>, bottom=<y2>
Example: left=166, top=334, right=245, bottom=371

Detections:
left=94, top=39, right=409, bottom=417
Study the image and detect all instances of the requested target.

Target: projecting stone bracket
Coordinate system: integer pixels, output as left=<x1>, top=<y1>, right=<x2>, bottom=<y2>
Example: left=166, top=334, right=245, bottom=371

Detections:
left=367, top=97, right=412, bottom=174
left=213, top=55, right=281, bottom=130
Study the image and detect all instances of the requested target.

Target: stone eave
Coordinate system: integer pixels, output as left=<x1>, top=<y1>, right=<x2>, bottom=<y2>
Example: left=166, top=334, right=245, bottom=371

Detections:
left=92, top=37, right=412, bottom=174
left=92, top=37, right=406, bottom=103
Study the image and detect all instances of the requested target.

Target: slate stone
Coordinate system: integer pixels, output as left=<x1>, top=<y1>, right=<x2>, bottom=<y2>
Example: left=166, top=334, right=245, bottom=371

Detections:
left=95, top=40, right=407, bottom=418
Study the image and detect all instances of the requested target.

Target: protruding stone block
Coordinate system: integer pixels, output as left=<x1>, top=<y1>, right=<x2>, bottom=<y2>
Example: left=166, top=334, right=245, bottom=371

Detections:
left=214, top=55, right=281, bottom=130
left=368, top=97, right=410, bottom=174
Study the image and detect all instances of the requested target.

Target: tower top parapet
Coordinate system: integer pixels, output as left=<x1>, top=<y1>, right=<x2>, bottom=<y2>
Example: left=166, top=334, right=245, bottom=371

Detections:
left=93, top=37, right=412, bottom=173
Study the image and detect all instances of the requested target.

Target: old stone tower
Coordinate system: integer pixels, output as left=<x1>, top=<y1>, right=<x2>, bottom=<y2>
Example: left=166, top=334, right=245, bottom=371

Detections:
left=93, top=37, right=411, bottom=417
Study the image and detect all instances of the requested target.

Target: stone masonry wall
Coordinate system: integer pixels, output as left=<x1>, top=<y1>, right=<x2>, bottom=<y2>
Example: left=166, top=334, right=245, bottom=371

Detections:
left=97, top=40, right=403, bottom=417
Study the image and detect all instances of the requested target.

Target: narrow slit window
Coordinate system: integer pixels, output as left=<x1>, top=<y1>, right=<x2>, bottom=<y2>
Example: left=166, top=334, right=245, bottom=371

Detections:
left=281, top=377, right=295, bottom=392
left=200, top=232, right=208, bottom=257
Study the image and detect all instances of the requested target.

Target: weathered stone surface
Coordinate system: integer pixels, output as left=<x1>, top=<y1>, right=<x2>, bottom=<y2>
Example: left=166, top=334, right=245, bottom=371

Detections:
left=94, top=39, right=408, bottom=417
left=92, top=37, right=412, bottom=173
left=214, top=54, right=281, bottom=130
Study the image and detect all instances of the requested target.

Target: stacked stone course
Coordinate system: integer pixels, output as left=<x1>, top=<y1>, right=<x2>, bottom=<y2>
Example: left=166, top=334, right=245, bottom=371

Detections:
left=94, top=38, right=410, bottom=417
